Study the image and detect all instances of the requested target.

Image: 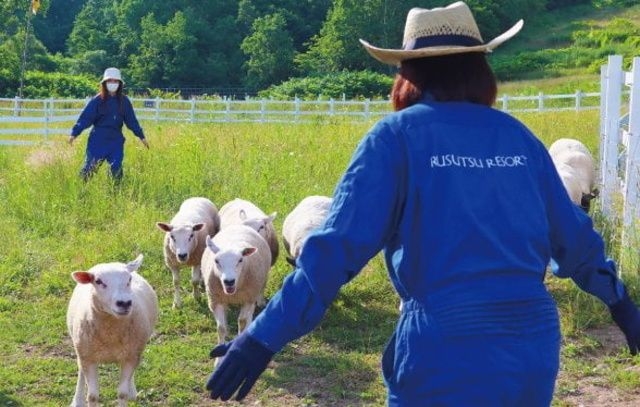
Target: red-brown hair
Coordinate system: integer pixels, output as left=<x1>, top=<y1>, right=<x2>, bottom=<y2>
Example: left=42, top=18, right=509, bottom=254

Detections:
left=391, top=52, right=497, bottom=111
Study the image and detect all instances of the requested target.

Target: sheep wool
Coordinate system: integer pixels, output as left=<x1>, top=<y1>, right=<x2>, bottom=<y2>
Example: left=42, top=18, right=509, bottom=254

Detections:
left=282, top=195, right=333, bottom=266
left=218, top=198, right=279, bottom=266
left=156, top=197, right=220, bottom=308
left=548, top=138, right=598, bottom=212
left=67, top=254, right=158, bottom=407
left=201, top=224, right=272, bottom=359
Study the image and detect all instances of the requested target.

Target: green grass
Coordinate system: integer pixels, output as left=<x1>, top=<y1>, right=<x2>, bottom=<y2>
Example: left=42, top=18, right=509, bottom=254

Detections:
left=0, top=114, right=639, bottom=406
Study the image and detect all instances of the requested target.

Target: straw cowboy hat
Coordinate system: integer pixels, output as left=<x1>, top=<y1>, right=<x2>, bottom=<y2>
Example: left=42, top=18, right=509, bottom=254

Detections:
left=101, top=67, right=124, bottom=84
left=359, top=1, right=524, bottom=66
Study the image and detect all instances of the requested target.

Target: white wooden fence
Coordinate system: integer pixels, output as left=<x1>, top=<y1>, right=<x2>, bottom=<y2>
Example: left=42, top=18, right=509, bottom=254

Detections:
left=0, top=91, right=601, bottom=145
left=600, top=54, right=640, bottom=228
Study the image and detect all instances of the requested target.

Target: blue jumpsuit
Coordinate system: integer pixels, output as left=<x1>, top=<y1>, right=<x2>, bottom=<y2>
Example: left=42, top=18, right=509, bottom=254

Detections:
left=71, top=94, right=145, bottom=180
left=247, top=97, right=624, bottom=406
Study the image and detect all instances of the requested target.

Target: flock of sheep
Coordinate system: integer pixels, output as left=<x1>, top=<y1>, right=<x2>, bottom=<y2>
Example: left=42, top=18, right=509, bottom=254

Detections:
left=64, top=136, right=598, bottom=406
left=66, top=195, right=332, bottom=406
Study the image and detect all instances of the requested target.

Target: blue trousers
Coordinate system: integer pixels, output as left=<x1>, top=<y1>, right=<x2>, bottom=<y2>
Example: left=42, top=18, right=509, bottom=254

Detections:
left=80, top=139, right=124, bottom=181
left=384, top=299, right=561, bottom=406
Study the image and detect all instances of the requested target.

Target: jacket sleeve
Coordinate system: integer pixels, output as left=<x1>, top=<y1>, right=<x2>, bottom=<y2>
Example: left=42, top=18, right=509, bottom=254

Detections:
left=70, top=97, right=98, bottom=137
left=542, top=150, right=625, bottom=306
left=247, top=121, right=407, bottom=352
left=122, top=96, right=145, bottom=139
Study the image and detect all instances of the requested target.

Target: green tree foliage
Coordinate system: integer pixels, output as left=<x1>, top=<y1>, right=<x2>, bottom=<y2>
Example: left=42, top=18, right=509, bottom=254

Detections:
left=66, top=0, right=118, bottom=58
left=236, top=0, right=331, bottom=49
left=33, top=0, right=85, bottom=53
left=2, top=0, right=640, bottom=98
left=241, top=13, right=295, bottom=89
left=260, top=70, right=393, bottom=100
left=128, top=12, right=196, bottom=87
left=21, top=70, right=96, bottom=98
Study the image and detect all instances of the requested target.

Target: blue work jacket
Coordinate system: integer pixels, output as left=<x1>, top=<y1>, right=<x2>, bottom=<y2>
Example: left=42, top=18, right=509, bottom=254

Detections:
left=71, top=94, right=144, bottom=153
left=247, top=98, right=623, bottom=403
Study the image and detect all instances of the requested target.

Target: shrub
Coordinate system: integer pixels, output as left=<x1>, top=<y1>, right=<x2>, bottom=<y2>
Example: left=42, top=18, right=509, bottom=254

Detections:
left=20, top=71, right=97, bottom=98
left=259, top=70, right=393, bottom=100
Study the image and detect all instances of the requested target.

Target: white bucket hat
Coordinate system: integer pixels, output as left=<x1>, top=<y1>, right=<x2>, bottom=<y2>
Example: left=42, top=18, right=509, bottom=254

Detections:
left=359, top=1, right=523, bottom=66
left=101, top=67, right=124, bottom=84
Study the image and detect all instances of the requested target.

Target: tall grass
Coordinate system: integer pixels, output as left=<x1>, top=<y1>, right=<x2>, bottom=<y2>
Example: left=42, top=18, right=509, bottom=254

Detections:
left=0, top=113, right=638, bottom=406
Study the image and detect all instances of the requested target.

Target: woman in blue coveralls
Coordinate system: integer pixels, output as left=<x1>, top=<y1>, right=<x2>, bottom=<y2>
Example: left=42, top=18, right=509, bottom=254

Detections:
left=205, top=2, right=640, bottom=406
left=69, top=67, right=148, bottom=181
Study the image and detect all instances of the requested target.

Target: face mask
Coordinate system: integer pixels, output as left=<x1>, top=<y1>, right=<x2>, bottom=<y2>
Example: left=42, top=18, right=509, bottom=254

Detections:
left=106, top=82, right=119, bottom=93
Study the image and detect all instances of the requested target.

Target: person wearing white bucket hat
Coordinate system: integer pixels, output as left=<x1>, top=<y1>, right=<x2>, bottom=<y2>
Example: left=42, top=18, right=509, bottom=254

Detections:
left=205, top=2, right=640, bottom=405
left=69, top=67, right=148, bottom=181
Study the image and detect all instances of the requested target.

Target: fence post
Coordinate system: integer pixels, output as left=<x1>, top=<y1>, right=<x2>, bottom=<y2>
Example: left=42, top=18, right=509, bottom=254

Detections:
left=294, top=97, right=300, bottom=122
left=501, top=94, right=508, bottom=111
left=44, top=99, right=49, bottom=141
left=575, top=90, right=583, bottom=110
left=600, top=55, right=623, bottom=218
left=364, top=99, right=370, bottom=121
left=13, top=96, right=20, bottom=116
left=225, top=97, right=231, bottom=122
left=623, top=56, right=640, bottom=227
left=154, top=97, right=160, bottom=123
left=538, top=92, right=544, bottom=111
left=329, top=98, right=334, bottom=116
left=260, top=99, right=266, bottom=123
left=190, top=98, right=196, bottom=123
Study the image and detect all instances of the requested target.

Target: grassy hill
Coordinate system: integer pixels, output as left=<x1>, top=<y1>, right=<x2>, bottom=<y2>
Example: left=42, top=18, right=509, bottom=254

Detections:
left=495, top=2, right=640, bottom=93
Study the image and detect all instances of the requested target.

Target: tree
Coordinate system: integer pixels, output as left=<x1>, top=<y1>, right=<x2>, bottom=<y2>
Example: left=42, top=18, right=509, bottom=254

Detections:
left=295, top=0, right=411, bottom=75
left=33, top=0, right=85, bottom=53
left=66, top=0, right=121, bottom=75
left=241, top=12, right=295, bottom=90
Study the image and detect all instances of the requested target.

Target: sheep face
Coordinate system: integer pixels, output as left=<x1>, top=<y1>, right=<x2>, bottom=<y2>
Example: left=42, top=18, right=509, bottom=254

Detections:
left=71, top=254, right=144, bottom=317
left=156, top=222, right=205, bottom=263
left=239, top=210, right=277, bottom=240
left=205, top=236, right=256, bottom=295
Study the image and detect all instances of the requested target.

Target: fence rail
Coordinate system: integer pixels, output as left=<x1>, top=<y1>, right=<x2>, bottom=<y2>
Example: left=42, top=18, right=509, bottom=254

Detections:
left=0, top=91, right=603, bottom=144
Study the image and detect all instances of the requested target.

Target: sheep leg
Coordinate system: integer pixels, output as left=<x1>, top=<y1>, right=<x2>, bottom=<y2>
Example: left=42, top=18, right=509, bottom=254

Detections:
left=191, top=264, right=202, bottom=301
left=83, top=363, right=99, bottom=407
left=213, top=303, right=228, bottom=344
left=212, top=303, right=228, bottom=368
left=117, top=362, right=138, bottom=406
left=238, top=302, right=256, bottom=334
left=168, top=264, right=182, bottom=309
left=70, top=359, right=87, bottom=407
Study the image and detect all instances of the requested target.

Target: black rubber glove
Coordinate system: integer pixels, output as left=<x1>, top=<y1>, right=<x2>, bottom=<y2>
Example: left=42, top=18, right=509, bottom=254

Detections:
left=609, top=288, right=640, bottom=355
left=206, top=331, right=275, bottom=401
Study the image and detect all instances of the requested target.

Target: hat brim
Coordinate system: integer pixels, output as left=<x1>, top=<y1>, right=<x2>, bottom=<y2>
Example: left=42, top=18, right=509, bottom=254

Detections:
left=360, top=19, right=523, bottom=66
left=101, top=78, right=125, bottom=84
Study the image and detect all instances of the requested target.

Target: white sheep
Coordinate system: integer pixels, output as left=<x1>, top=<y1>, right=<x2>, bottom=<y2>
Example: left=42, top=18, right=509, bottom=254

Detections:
left=282, top=195, right=333, bottom=266
left=201, top=224, right=271, bottom=353
left=67, top=254, right=158, bottom=407
left=218, top=198, right=279, bottom=266
left=548, top=137, right=592, bottom=158
left=548, top=138, right=598, bottom=212
left=156, top=197, right=220, bottom=308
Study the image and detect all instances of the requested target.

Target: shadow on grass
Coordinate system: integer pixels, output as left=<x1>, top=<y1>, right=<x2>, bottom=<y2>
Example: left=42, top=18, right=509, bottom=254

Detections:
left=266, top=350, right=382, bottom=405
left=0, top=392, right=22, bottom=406
left=312, top=289, right=399, bottom=353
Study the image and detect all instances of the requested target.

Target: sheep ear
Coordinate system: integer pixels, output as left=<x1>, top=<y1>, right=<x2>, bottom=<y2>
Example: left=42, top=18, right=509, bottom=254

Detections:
left=267, top=212, right=277, bottom=222
left=156, top=222, right=172, bottom=232
left=239, top=209, right=247, bottom=221
left=193, top=223, right=205, bottom=232
left=206, top=235, right=220, bottom=253
left=127, top=254, right=144, bottom=273
left=241, top=247, right=257, bottom=257
left=72, top=271, right=93, bottom=284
